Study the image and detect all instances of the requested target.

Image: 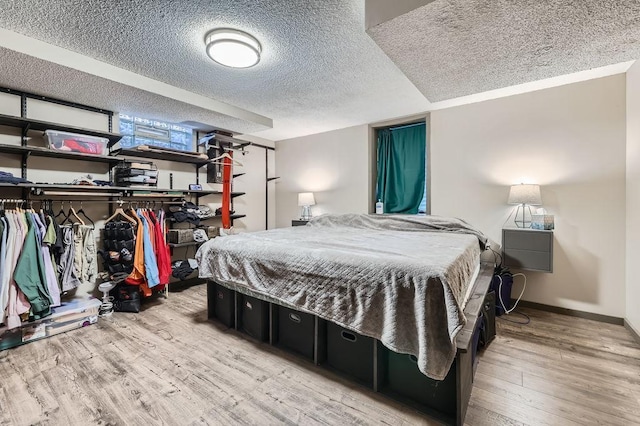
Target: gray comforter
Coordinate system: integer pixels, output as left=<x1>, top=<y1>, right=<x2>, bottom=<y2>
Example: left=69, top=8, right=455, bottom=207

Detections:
left=196, top=214, right=487, bottom=380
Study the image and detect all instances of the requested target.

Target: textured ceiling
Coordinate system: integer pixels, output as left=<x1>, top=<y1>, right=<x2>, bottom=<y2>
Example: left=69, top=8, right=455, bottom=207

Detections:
left=0, top=0, right=429, bottom=141
left=367, top=0, right=640, bottom=102
left=0, top=47, right=270, bottom=134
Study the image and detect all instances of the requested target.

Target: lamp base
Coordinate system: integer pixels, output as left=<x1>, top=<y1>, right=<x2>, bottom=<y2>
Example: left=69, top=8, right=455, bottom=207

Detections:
left=513, top=204, right=534, bottom=228
left=300, top=205, right=312, bottom=221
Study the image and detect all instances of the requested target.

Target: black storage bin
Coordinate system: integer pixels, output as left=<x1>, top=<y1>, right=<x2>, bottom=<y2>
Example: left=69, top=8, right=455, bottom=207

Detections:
left=239, top=294, right=269, bottom=341
left=480, top=290, right=496, bottom=347
left=274, top=306, right=316, bottom=360
left=207, top=282, right=235, bottom=328
left=326, top=322, right=374, bottom=386
left=385, top=349, right=457, bottom=417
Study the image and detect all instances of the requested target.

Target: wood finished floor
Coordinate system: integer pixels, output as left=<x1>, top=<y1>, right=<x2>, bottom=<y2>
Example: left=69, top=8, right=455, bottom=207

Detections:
left=1, top=283, right=639, bottom=426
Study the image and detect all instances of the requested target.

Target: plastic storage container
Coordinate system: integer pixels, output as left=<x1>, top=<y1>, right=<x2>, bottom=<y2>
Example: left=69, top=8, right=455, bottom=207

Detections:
left=326, top=322, right=374, bottom=386
left=45, top=130, right=108, bottom=156
left=239, top=294, right=269, bottom=341
left=274, top=306, right=316, bottom=360
left=207, top=282, right=235, bottom=328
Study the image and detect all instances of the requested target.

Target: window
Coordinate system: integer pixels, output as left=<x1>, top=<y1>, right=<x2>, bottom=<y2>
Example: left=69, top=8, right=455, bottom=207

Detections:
left=375, top=121, right=427, bottom=214
left=118, top=114, right=193, bottom=151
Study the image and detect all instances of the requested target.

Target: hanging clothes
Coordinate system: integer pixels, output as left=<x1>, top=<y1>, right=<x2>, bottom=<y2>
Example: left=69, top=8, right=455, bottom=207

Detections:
left=58, top=226, right=82, bottom=292
left=124, top=211, right=152, bottom=297
left=152, top=210, right=171, bottom=286
left=73, top=224, right=98, bottom=286
left=13, top=213, right=52, bottom=319
left=43, top=216, right=61, bottom=306
left=34, top=213, right=61, bottom=308
left=0, top=215, right=8, bottom=324
left=222, top=155, right=232, bottom=229
left=5, top=211, right=32, bottom=328
left=138, top=209, right=160, bottom=288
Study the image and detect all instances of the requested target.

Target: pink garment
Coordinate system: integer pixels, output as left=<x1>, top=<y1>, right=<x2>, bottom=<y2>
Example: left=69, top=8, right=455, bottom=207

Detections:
left=0, top=213, right=16, bottom=324
left=6, top=211, right=31, bottom=329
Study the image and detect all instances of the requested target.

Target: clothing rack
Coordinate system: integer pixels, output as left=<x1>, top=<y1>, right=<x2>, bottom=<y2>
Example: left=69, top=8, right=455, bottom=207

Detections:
left=31, top=191, right=186, bottom=201
left=0, top=196, right=103, bottom=351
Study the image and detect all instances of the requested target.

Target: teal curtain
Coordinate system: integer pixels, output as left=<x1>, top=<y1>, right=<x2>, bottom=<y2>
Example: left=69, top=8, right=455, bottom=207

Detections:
left=376, top=123, right=426, bottom=214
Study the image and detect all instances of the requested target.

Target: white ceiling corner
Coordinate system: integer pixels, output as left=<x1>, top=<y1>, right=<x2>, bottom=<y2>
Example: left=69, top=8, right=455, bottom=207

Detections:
left=367, top=0, right=640, bottom=102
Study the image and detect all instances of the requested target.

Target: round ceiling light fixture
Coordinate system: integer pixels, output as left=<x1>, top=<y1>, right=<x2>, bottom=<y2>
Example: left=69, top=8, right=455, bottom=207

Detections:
left=205, top=28, right=262, bottom=68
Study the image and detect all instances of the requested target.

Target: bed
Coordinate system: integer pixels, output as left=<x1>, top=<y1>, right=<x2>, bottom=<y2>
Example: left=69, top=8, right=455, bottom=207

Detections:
left=196, top=213, right=492, bottom=424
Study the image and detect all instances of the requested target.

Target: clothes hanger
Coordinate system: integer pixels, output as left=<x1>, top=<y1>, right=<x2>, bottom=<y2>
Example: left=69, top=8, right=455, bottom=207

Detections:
left=76, top=201, right=95, bottom=229
left=105, top=200, right=137, bottom=224
left=44, top=199, right=56, bottom=218
left=54, top=200, right=68, bottom=223
left=208, top=152, right=243, bottom=166
left=61, top=201, right=85, bottom=226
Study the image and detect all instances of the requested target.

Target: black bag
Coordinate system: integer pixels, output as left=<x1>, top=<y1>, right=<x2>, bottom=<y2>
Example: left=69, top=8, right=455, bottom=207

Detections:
left=110, top=284, right=141, bottom=313
left=490, top=266, right=514, bottom=316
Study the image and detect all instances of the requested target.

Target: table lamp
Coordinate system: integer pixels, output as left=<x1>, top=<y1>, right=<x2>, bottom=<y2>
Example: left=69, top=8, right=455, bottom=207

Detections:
left=298, top=192, right=316, bottom=220
left=508, top=184, right=542, bottom=228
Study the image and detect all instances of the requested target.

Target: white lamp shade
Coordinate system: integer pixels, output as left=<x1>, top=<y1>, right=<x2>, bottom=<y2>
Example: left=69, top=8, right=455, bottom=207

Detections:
left=298, top=192, right=316, bottom=206
left=508, top=184, right=542, bottom=205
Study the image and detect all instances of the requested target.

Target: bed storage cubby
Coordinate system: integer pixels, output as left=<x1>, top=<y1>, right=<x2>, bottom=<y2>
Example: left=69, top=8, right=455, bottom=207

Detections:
left=324, top=322, right=375, bottom=387
left=377, top=342, right=473, bottom=425
left=207, top=281, right=236, bottom=328
left=238, top=294, right=270, bottom=341
left=272, top=305, right=317, bottom=360
left=206, top=263, right=493, bottom=426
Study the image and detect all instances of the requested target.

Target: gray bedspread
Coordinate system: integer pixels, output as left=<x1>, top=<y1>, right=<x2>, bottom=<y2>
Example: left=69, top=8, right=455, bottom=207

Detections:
left=196, top=214, right=487, bottom=380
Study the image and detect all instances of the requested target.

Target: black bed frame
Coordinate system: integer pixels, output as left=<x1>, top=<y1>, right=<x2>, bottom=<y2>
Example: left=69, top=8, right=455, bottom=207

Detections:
left=207, top=263, right=494, bottom=426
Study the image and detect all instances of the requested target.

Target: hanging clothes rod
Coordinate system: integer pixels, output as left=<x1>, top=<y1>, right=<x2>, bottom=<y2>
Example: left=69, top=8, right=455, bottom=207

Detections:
left=17, top=197, right=185, bottom=205
left=32, top=191, right=123, bottom=197
left=122, top=193, right=184, bottom=198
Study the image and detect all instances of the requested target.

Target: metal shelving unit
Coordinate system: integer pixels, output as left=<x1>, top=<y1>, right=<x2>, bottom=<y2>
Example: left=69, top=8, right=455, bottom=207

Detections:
left=0, top=143, right=122, bottom=165
left=114, top=147, right=209, bottom=166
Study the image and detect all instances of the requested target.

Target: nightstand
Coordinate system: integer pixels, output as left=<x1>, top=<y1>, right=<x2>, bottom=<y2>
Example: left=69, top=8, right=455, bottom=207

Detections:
left=292, top=220, right=309, bottom=227
left=502, top=228, right=553, bottom=272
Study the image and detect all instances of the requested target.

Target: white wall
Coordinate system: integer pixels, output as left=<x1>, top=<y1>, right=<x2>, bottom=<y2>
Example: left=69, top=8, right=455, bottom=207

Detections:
left=432, top=75, right=627, bottom=318
left=273, top=76, right=628, bottom=318
left=626, top=62, right=640, bottom=333
left=274, top=125, right=370, bottom=228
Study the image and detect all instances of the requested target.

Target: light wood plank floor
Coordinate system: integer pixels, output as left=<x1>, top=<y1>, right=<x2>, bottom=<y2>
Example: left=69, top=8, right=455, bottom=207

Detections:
left=1, top=283, right=639, bottom=425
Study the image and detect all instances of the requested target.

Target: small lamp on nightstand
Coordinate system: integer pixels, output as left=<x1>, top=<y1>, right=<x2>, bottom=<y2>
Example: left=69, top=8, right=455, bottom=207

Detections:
left=298, top=192, right=316, bottom=220
left=508, top=183, right=542, bottom=228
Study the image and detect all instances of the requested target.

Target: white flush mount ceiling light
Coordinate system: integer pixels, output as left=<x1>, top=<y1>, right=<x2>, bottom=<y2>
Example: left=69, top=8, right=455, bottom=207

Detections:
left=205, top=28, right=262, bottom=68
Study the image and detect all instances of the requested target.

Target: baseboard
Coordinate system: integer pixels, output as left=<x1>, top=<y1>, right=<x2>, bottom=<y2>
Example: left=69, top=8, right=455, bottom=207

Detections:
left=624, top=320, right=640, bottom=345
left=515, top=300, right=624, bottom=325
